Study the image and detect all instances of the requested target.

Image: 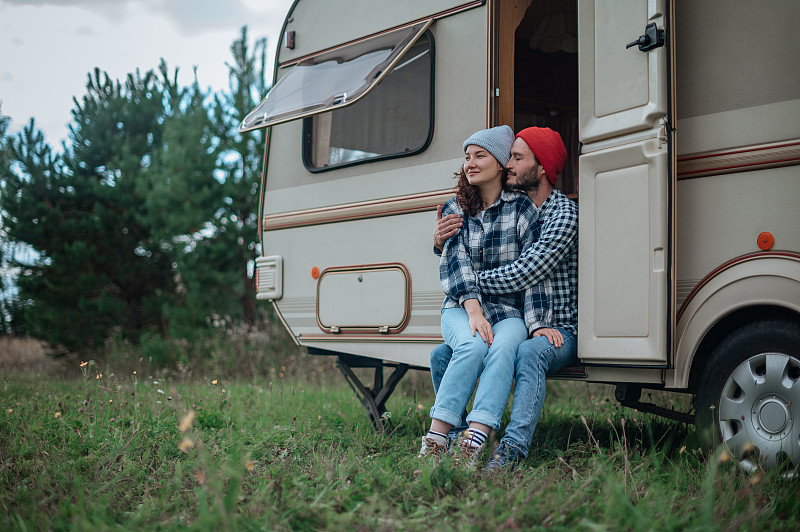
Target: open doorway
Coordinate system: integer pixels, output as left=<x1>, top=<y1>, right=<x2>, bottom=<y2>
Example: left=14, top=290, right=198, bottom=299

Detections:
left=493, top=0, right=578, bottom=196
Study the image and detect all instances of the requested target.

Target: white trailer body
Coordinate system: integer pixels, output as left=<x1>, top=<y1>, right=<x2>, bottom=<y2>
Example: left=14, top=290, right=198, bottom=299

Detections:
left=241, top=0, right=800, bottom=471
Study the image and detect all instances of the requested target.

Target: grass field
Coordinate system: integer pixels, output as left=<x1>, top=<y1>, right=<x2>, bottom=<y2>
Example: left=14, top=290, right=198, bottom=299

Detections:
left=1, top=334, right=799, bottom=531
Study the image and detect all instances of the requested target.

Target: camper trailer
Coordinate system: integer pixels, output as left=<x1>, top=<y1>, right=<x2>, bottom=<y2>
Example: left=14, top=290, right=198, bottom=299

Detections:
left=240, top=0, right=800, bottom=473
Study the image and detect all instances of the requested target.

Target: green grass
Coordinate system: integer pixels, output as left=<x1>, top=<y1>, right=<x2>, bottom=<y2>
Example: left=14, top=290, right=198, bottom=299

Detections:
left=1, top=346, right=799, bottom=531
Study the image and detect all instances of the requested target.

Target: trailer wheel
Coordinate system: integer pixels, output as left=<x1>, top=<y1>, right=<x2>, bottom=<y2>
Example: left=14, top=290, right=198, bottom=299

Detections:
left=695, top=320, right=800, bottom=475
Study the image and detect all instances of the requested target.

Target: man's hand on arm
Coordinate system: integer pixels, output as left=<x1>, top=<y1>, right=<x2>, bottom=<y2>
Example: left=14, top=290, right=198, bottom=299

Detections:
left=477, top=204, right=578, bottom=294
left=433, top=205, right=463, bottom=252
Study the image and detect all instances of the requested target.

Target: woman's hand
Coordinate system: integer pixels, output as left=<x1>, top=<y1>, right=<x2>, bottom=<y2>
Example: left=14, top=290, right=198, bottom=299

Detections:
left=532, top=327, right=563, bottom=348
left=434, top=205, right=463, bottom=251
left=463, top=299, right=493, bottom=346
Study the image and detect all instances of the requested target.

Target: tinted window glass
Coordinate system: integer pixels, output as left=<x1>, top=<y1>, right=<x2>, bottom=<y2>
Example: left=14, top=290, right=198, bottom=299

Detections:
left=304, top=33, right=433, bottom=170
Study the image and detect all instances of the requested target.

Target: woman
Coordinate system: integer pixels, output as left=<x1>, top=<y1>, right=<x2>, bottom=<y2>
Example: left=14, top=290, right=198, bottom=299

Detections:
left=418, top=125, right=551, bottom=467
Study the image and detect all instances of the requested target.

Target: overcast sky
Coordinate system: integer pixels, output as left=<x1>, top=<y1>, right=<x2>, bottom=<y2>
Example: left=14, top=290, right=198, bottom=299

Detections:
left=0, top=0, right=295, bottom=147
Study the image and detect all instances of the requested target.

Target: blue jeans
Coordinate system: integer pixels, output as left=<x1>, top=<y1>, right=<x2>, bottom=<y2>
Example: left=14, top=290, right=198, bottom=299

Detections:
left=430, top=328, right=577, bottom=457
left=429, top=308, right=528, bottom=430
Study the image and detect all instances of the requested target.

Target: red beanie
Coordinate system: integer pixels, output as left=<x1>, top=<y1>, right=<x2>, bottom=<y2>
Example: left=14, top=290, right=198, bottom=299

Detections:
left=516, top=127, right=567, bottom=185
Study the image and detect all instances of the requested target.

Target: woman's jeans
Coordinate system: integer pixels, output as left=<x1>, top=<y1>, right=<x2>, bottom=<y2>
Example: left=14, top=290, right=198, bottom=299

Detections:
left=430, top=327, right=577, bottom=456
left=429, top=308, right=528, bottom=431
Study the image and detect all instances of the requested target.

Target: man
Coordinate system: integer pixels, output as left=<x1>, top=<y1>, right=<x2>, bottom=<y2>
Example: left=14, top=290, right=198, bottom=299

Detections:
left=431, top=126, right=579, bottom=471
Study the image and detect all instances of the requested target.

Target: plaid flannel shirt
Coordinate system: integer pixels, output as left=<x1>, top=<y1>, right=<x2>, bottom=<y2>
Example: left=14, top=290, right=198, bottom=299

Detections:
left=439, top=190, right=553, bottom=334
left=476, top=188, right=578, bottom=334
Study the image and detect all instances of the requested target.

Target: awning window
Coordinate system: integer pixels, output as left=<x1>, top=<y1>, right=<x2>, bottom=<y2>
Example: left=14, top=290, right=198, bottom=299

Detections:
left=239, top=21, right=431, bottom=132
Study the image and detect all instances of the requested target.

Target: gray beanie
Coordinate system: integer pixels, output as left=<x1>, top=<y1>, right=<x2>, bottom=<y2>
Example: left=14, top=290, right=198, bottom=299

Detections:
left=462, top=125, right=515, bottom=166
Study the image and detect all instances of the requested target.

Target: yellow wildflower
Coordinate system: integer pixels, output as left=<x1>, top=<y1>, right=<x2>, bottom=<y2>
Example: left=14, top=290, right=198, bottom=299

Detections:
left=212, top=380, right=218, bottom=385
left=54, top=412, right=61, bottom=418
left=718, top=449, right=732, bottom=464
left=178, top=437, right=195, bottom=452
left=179, top=410, right=196, bottom=433
left=80, top=361, right=88, bottom=367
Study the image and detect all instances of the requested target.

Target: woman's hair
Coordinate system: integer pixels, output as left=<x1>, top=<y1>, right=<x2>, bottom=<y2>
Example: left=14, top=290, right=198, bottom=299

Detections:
left=453, top=166, right=508, bottom=216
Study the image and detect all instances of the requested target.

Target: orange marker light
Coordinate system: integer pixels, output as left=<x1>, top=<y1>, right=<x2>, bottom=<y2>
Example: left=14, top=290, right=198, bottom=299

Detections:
left=757, top=232, right=774, bottom=251
left=311, top=266, right=320, bottom=279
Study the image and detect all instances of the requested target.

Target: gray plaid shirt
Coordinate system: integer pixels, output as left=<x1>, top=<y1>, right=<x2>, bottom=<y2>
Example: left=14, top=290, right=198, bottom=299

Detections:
left=439, top=190, right=553, bottom=334
left=476, top=188, right=578, bottom=334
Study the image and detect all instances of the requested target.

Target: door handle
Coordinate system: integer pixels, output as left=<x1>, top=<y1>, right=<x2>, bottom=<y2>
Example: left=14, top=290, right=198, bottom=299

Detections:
left=626, top=22, right=665, bottom=52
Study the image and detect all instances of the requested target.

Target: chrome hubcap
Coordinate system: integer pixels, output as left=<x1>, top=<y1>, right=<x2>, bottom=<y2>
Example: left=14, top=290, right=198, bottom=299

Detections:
left=718, top=353, right=800, bottom=474
left=753, top=395, right=790, bottom=436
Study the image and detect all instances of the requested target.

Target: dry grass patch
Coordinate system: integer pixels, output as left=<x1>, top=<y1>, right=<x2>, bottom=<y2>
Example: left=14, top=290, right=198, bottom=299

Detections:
left=0, top=336, right=64, bottom=372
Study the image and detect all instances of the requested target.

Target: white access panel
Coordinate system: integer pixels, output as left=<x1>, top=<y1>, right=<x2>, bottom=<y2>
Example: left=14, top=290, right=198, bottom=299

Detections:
left=317, top=267, right=409, bottom=331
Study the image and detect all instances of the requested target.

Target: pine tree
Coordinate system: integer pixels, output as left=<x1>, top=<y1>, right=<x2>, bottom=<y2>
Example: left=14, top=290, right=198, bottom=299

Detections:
left=1, top=70, right=178, bottom=349
left=1, top=27, right=272, bottom=350
left=137, top=62, right=225, bottom=337
left=0, top=107, right=17, bottom=335
left=205, top=26, right=268, bottom=328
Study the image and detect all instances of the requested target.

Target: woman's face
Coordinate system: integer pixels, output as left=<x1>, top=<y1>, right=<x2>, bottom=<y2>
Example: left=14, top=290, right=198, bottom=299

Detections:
left=463, top=145, right=504, bottom=187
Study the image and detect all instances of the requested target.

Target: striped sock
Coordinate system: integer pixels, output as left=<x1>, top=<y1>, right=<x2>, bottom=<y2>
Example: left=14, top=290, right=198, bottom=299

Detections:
left=425, top=430, right=448, bottom=446
left=465, top=428, right=488, bottom=448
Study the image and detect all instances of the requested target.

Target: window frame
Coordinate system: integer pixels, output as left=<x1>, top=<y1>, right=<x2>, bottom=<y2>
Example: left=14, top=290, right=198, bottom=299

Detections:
left=239, top=22, right=432, bottom=133
left=300, top=29, right=436, bottom=173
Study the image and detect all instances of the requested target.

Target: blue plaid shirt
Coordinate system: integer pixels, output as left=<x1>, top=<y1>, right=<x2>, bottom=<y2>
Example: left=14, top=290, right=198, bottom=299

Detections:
left=439, top=190, right=552, bottom=334
left=476, top=188, right=578, bottom=334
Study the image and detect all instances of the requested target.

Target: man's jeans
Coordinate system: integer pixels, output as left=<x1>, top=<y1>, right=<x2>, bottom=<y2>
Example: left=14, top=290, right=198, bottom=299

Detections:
left=429, top=308, right=528, bottom=430
left=430, top=328, right=577, bottom=457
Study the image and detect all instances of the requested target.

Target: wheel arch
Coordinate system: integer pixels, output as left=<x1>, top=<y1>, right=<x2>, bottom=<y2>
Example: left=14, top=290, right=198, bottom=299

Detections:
left=670, top=253, right=800, bottom=390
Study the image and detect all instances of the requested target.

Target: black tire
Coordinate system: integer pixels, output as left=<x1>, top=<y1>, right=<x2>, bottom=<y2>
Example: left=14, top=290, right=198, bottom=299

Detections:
left=695, top=319, right=800, bottom=474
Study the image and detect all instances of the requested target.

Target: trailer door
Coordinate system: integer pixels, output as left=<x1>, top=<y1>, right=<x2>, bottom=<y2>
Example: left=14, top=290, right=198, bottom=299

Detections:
left=577, top=0, right=673, bottom=363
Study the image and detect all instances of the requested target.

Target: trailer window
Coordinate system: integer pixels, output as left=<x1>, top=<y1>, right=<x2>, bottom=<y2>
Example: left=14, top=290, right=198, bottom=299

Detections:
left=303, top=33, right=434, bottom=171
left=240, top=22, right=431, bottom=132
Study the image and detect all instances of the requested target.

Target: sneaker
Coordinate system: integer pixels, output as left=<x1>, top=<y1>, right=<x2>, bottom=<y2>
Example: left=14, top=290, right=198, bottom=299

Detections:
left=417, top=436, right=447, bottom=459
left=486, top=442, right=523, bottom=472
left=452, top=434, right=484, bottom=469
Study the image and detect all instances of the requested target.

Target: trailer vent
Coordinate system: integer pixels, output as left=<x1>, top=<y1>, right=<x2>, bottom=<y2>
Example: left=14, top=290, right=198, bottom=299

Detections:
left=255, top=255, right=283, bottom=300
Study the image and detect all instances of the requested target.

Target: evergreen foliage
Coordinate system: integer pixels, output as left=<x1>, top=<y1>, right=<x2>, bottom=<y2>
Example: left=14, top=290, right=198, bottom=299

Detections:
left=206, top=26, right=268, bottom=327
left=0, top=28, right=269, bottom=352
left=0, top=107, right=19, bottom=335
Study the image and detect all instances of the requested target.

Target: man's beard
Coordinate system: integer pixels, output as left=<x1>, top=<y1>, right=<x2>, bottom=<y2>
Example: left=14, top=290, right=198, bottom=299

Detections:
left=506, top=166, right=541, bottom=193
